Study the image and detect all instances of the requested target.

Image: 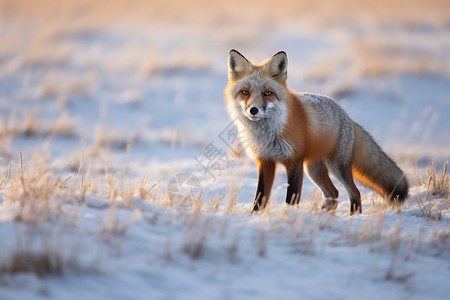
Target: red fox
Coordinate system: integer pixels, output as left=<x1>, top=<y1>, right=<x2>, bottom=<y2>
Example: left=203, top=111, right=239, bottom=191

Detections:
left=225, top=50, right=408, bottom=214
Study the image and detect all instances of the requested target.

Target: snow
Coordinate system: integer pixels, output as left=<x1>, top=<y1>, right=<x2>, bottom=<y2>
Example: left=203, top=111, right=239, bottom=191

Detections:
left=0, top=1, right=449, bottom=299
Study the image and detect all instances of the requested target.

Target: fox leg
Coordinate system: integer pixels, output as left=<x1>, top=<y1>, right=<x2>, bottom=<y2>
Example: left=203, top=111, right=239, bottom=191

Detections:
left=253, top=159, right=276, bottom=212
left=284, top=159, right=304, bottom=205
left=327, top=159, right=361, bottom=215
left=305, top=161, right=339, bottom=211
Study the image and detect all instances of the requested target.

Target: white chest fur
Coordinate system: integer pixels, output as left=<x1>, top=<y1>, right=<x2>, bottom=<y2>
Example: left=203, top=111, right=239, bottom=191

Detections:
left=239, top=121, right=293, bottom=160
left=228, top=101, right=293, bottom=161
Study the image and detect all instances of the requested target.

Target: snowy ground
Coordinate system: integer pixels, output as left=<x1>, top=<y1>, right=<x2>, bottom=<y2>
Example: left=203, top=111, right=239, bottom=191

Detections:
left=0, top=1, right=449, bottom=299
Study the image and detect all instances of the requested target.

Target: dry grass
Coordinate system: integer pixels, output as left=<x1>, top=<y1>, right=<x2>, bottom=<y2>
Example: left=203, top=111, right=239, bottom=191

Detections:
left=227, top=228, right=240, bottom=260
left=331, top=213, right=386, bottom=247
left=428, top=161, right=449, bottom=199
left=3, top=153, right=66, bottom=222
left=0, top=151, right=449, bottom=290
left=426, top=227, right=450, bottom=256
left=0, top=232, right=95, bottom=280
left=181, top=212, right=211, bottom=259
left=45, top=114, right=77, bottom=137
left=100, top=203, right=140, bottom=246
left=222, top=183, right=241, bottom=214
left=416, top=162, right=449, bottom=220
left=0, top=247, right=68, bottom=278
left=383, top=221, right=415, bottom=282
left=288, top=213, right=318, bottom=255
left=88, top=124, right=144, bottom=156
left=0, top=109, right=76, bottom=139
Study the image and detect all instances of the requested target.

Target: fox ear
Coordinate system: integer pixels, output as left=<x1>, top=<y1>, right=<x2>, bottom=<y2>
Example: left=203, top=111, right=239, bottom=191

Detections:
left=228, top=50, right=252, bottom=81
left=264, top=51, right=287, bottom=81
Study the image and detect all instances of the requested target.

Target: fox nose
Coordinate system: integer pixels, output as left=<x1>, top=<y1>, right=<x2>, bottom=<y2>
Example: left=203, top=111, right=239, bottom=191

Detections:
left=249, top=107, right=259, bottom=115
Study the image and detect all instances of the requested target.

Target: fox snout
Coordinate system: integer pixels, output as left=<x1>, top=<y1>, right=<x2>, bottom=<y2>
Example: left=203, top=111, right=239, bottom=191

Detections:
left=241, top=102, right=272, bottom=121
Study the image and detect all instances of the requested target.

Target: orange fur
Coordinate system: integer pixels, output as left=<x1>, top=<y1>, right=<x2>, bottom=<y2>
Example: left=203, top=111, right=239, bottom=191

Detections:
left=281, top=93, right=338, bottom=163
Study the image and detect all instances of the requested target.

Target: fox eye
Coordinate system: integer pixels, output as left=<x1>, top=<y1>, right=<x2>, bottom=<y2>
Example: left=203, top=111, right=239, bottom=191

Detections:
left=264, top=91, right=273, bottom=96
left=241, top=90, right=249, bottom=95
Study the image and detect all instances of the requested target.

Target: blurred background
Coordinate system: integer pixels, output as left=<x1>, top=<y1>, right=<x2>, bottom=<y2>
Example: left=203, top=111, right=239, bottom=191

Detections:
left=1, top=2, right=449, bottom=297
left=0, top=0, right=449, bottom=190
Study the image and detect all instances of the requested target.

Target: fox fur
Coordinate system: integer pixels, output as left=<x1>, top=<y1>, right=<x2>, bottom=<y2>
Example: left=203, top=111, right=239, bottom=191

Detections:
left=225, top=49, right=408, bottom=214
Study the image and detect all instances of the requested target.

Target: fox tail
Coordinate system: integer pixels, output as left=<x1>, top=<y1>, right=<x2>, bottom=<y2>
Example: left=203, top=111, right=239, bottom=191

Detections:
left=351, top=122, right=408, bottom=203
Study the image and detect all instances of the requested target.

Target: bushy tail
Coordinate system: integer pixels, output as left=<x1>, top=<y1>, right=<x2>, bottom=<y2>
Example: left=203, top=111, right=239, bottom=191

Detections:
left=351, top=122, right=408, bottom=203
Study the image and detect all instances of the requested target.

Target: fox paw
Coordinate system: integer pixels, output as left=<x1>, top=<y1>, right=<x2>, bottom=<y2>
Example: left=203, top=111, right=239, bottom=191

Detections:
left=321, top=199, right=338, bottom=212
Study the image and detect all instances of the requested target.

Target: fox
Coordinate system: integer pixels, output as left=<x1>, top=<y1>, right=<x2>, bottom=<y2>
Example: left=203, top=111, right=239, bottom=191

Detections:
left=225, top=49, right=409, bottom=214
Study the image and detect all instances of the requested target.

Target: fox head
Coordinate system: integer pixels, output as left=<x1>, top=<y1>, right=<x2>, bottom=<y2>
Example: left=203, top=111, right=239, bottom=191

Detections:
left=225, top=50, right=288, bottom=123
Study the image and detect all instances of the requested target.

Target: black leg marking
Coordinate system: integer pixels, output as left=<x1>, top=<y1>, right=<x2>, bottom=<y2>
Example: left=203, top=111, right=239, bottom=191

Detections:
left=350, top=194, right=362, bottom=215
left=285, top=160, right=303, bottom=205
left=253, top=169, right=265, bottom=212
left=252, top=160, right=276, bottom=212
